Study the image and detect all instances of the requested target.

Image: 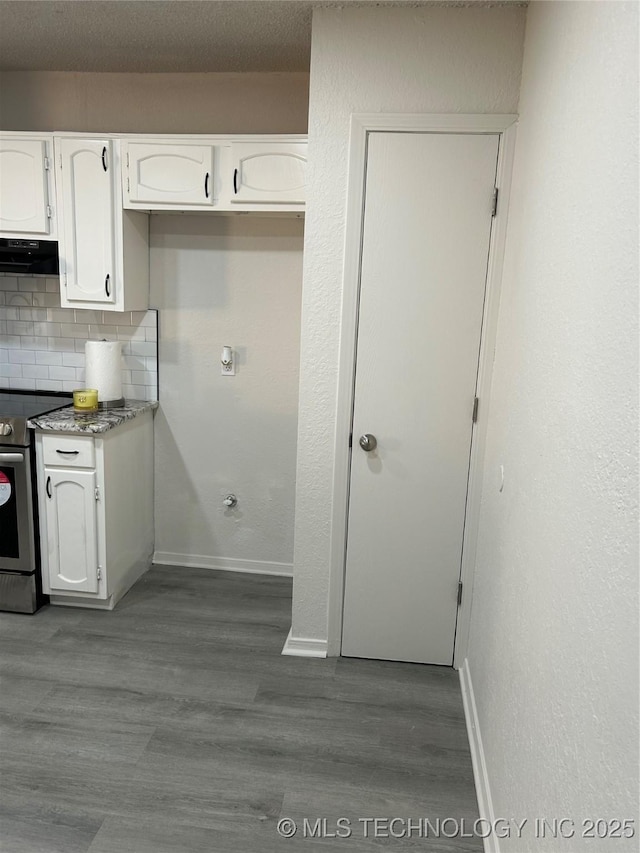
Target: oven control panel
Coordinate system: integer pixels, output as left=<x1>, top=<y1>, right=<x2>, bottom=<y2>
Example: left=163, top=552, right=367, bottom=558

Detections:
left=0, top=420, right=25, bottom=447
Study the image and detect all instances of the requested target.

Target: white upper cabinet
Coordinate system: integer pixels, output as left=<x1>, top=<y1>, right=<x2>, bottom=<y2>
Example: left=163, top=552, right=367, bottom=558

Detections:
left=229, top=141, right=307, bottom=205
left=56, top=136, right=149, bottom=312
left=0, top=136, right=56, bottom=237
left=122, top=142, right=215, bottom=209
left=120, top=136, right=307, bottom=212
left=0, top=133, right=307, bottom=255
left=58, top=138, right=117, bottom=305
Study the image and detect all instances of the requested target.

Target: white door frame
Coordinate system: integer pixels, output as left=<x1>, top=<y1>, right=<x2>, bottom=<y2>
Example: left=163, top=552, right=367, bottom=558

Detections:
left=327, top=113, right=518, bottom=668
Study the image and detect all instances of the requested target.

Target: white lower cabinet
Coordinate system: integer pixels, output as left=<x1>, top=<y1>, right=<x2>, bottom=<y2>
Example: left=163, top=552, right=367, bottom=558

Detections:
left=44, top=467, right=99, bottom=594
left=35, top=411, right=154, bottom=609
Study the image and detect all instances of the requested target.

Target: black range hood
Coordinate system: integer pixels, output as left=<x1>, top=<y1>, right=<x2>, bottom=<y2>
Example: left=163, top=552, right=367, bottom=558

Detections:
left=0, top=238, right=59, bottom=275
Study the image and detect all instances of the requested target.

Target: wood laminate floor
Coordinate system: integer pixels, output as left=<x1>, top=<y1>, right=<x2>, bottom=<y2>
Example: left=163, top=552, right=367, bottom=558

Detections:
left=0, top=567, right=481, bottom=852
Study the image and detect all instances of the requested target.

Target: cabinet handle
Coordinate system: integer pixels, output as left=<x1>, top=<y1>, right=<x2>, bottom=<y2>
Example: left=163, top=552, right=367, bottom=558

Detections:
left=105, top=274, right=111, bottom=298
left=56, top=449, right=79, bottom=456
left=101, top=146, right=108, bottom=172
left=204, top=172, right=210, bottom=198
left=233, top=168, right=238, bottom=194
left=46, top=476, right=52, bottom=499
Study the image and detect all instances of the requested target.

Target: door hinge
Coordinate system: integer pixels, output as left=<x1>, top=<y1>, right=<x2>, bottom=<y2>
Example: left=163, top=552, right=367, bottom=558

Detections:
left=457, top=581, right=463, bottom=607
left=492, top=187, right=499, bottom=217
left=126, top=151, right=129, bottom=167
left=126, top=176, right=130, bottom=192
left=63, top=273, right=67, bottom=287
left=97, top=566, right=102, bottom=580
left=59, top=153, right=63, bottom=170
left=472, top=397, right=479, bottom=423
left=46, top=205, right=53, bottom=219
left=95, top=486, right=100, bottom=501
left=44, top=156, right=51, bottom=171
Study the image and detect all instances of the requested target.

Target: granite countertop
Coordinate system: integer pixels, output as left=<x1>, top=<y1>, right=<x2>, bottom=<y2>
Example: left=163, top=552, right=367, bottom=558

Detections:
left=28, top=400, right=158, bottom=434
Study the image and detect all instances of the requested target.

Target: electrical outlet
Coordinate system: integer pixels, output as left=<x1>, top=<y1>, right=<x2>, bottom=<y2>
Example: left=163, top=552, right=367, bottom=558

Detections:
left=221, top=345, right=235, bottom=375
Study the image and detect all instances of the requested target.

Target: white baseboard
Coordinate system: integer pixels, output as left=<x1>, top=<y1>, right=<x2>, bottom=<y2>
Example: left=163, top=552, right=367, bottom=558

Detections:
left=459, top=658, right=499, bottom=853
left=49, top=595, right=116, bottom=611
left=281, top=628, right=328, bottom=658
left=152, top=552, right=293, bottom=577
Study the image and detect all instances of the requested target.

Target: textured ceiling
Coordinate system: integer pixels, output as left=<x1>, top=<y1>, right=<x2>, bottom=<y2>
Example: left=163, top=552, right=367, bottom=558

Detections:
left=0, top=1, right=314, bottom=72
left=0, top=0, right=524, bottom=73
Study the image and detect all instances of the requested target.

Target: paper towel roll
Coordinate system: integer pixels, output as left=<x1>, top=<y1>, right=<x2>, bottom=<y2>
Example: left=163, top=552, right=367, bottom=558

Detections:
left=85, top=341, right=123, bottom=403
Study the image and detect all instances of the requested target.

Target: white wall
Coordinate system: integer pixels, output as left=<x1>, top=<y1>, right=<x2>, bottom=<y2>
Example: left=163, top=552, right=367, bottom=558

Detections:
left=0, top=71, right=309, bottom=133
left=151, top=215, right=304, bottom=573
left=292, top=5, right=526, bottom=641
left=467, top=2, right=639, bottom=848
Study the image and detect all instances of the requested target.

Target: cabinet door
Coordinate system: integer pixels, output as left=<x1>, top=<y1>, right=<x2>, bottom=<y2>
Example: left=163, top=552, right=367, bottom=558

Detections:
left=44, top=467, right=99, bottom=593
left=230, top=142, right=306, bottom=204
left=125, top=143, right=214, bottom=207
left=0, top=139, right=51, bottom=235
left=58, top=138, right=116, bottom=305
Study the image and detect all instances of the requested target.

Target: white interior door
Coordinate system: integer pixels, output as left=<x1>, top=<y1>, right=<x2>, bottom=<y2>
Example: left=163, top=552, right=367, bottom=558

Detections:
left=341, top=131, right=499, bottom=665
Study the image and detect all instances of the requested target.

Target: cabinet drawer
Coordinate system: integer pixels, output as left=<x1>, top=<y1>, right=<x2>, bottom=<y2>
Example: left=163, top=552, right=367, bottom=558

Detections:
left=41, top=434, right=95, bottom=468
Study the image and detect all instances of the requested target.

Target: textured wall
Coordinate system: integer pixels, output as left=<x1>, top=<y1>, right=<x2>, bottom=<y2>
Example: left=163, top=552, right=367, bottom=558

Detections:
left=0, top=71, right=309, bottom=134
left=151, top=215, right=304, bottom=571
left=468, top=2, right=639, bottom=847
left=292, top=5, right=526, bottom=640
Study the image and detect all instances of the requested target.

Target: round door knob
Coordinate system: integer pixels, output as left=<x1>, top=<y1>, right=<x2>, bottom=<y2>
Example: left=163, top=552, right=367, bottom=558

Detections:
left=358, top=433, right=377, bottom=452
left=0, top=423, right=13, bottom=436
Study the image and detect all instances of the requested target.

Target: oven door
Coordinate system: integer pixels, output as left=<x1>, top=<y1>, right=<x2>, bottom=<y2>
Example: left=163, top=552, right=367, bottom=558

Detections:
left=0, top=446, right=36, bottom=574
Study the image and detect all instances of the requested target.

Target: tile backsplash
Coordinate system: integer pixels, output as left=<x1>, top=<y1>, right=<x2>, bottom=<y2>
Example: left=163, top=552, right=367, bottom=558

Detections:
left=0, top=275, right=158, bottom=400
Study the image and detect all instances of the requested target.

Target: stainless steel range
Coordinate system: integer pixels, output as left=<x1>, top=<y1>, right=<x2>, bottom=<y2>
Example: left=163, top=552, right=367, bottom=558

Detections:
left=0, top=391, right=71, bottom=613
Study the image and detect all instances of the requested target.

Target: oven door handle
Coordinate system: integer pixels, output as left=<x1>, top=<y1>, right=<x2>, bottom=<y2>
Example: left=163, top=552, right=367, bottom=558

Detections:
left=0, top=452, right=24, bottom=462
